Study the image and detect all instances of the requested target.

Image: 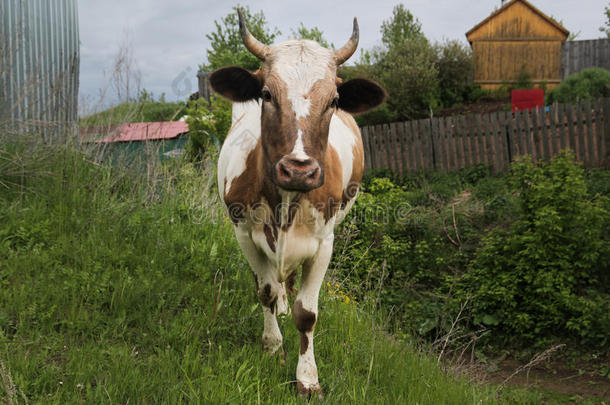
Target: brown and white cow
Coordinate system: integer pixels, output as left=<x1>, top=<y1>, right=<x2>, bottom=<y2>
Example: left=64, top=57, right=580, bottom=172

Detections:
left=209, top=9, right=386, bottom=397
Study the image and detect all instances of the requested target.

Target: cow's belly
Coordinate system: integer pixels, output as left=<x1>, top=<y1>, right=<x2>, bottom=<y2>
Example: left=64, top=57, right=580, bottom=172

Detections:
left=251, top=224, right=319, bottom=269
left=242, top=199, right=336, bottom=280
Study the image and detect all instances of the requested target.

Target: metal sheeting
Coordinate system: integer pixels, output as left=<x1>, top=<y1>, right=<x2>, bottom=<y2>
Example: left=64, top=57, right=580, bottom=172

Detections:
left=0, top=0, right=79, bottom=141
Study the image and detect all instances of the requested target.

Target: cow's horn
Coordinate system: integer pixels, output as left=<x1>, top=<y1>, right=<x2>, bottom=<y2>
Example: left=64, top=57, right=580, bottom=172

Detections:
left=333, top=17, right=359, bottom=65
left=237, top=8, right=270, bottom=61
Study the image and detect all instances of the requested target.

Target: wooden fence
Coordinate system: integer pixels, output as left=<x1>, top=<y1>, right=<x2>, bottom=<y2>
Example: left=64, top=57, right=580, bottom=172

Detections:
left=562, top=39, right=610, bottom=79
left=360, top=98, right=610, bottom=174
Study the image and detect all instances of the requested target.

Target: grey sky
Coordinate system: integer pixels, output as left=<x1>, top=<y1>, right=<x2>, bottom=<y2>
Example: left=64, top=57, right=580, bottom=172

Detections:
left=78, top=0, right=608, bottom=111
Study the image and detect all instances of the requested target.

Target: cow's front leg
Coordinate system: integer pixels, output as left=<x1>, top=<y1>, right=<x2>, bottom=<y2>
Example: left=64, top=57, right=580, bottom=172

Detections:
left=235, top=228, right=284, bottom=356
left=293, top=235, right=333, bottom=397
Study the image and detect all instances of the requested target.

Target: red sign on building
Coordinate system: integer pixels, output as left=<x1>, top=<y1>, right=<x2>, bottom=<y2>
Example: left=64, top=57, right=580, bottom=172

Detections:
left=511, top=89, right=545, bottom=112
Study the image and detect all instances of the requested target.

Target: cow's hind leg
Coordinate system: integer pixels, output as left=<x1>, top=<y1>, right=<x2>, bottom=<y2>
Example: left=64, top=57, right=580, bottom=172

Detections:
left=293, top=235, right=333, bottom=397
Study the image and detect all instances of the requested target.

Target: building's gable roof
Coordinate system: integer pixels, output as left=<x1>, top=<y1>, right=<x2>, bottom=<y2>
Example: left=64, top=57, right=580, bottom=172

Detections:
left=466, top=0, right=569, bottom=41
left=93, top=122, right=189, bottom=144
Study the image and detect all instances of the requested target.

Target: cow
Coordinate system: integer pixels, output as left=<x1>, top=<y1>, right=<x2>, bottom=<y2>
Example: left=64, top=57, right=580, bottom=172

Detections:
left=209, top=9, right=386, bottom=397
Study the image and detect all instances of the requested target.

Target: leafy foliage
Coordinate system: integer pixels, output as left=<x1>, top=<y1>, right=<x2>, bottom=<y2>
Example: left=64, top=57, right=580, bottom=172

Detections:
left=347, top=5, right=478, bottom=122
left=380, top=4, right=426, bottom=47
left=376, top=38, right=439, bottom=120
left=184, top=95, right=232, bottom=161
left=434, top=40, right=475, bottom=107
left=203, top=6, right=280, bottom=72
left=456, top=152, right=610, bottom=346
left=358, top=5, right=440, bottom=121
left=599, top=3, right=610, bottom=38
left=546, top=68, right=610, bottom=104
left=290, top=23, right=331, bottom=48
left=334, top=154, right=610, bottom=350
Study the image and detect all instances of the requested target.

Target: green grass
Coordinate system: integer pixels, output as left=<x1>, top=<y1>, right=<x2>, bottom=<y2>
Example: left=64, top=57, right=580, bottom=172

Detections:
left=0, top=139, right=560, bottom=403
left=79, top=98, right=186, bottom=127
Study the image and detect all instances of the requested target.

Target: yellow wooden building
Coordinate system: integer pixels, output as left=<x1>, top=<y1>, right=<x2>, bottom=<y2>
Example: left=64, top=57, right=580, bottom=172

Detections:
left=466, top=0, right=569, bottom=89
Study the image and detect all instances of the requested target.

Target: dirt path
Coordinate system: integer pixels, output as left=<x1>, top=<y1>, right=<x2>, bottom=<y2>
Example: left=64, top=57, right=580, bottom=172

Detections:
left=486, top=357, right=610, bottom=402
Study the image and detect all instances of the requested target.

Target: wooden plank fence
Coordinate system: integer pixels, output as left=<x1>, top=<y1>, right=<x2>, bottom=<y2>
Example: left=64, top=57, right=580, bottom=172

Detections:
left=360, top=98, right=610, bottom=174
left=562, top=39, right=610, bottom=79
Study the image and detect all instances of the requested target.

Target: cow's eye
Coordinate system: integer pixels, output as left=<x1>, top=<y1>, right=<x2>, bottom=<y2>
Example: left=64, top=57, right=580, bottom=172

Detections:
left=262, top=90, right=272, bottom=102
left=330, top=96, right=339, bottom=109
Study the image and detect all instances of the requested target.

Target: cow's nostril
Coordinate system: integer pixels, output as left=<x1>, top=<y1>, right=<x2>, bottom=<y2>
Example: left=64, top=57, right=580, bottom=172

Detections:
left=279, top=163, right=291, bottom=180
left=306, top=168, right=318, bottom=179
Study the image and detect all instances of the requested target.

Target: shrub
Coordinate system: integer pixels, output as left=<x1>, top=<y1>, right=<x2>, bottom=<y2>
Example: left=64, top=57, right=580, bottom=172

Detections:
left=184, top=95, right=232, bottom=161
left=456, top=152, right=610, bottom=346
left=434, top=40, right=475, bottom=108
left=546, top=67, right=610, bottom=104
left=376, top=38, right=440, bottom=120
left=336, top=155, right=609, bottom=351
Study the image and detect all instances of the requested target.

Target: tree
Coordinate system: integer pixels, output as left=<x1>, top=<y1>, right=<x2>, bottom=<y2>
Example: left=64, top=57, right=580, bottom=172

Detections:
left=380, top=4, right=426, bottom=49
left=600, top=4, right=610, bottom=38
left=203, top=6, right=280, bottom=72
left=291, top=23, right=331, bottom=48
left=371, top=4, right=439, bottom=120
left=434, top=40, right=474, bottom=107
left=376, top=39, right=439, bottom=120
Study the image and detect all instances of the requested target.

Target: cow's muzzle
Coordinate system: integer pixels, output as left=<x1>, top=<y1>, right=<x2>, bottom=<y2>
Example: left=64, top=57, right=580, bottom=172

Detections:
left=274, top=157, right=323, bottom=192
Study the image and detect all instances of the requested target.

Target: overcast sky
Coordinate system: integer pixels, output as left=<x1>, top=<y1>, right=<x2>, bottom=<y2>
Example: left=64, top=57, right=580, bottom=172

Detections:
left=78, top=0, right=608, bottom=112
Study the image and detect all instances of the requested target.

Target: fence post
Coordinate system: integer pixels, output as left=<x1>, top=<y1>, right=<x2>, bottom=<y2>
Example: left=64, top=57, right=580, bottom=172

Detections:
left=601, top=98, right=610, bottom=164
left=505, top=110, right=515, bottom=163
left=427, top=118, right=437, bottom=171
left=361, top=126, right=371, bottom=173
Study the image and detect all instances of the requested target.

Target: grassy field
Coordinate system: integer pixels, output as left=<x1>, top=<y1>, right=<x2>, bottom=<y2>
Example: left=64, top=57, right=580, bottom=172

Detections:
left=0, top=139, right=599, bottom=403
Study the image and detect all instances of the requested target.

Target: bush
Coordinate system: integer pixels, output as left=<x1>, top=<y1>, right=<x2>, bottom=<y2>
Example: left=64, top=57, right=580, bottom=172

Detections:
left=546, top=67, right=610, bottom=104
left=434, top=40, right=475, bottom=108
left=335, top=154, right=610, bottom=351
left=184, top=95, right=232, bottom=161
left=376, top=38, right=440, bottom=120
left=455, top=152, right=610, bottom=346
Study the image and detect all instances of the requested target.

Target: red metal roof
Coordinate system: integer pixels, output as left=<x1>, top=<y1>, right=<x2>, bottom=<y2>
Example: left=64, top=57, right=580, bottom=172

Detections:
left=94, top=122, right=189, bottom=143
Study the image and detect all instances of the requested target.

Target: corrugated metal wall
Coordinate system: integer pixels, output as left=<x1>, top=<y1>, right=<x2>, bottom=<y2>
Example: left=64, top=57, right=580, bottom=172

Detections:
left=0, top=0, right=79, bottom=141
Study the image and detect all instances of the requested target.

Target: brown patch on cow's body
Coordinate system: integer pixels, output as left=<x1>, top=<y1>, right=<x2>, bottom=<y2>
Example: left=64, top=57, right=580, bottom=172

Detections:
left=286, top=271, right=297, bottom=296
left=224, top=139, right=282, bottom=227
left=259, top=283, right=273, bottom=308
left=304, top=145, right=343, bottom=222
left=293, top=300, right=316, bottom=332
left=263, top=224, right=277, bottom=252
left=300, top=333, right=309, bottom=354
left=224, top=141, right=264, bottom=224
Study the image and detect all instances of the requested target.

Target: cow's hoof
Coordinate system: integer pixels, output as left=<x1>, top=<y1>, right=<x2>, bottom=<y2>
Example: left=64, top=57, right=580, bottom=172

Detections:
left=262, top=333, right=282, bottom=355
left=296, top=380, right=323, bottom=399
left=262, top=338, right=282, bottom=356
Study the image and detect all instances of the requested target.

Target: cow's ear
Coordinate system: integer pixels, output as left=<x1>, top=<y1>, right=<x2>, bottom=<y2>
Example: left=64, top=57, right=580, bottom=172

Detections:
left=209, top=66, right=262, bottom=102
left=337, top=78, right=387, bottom=114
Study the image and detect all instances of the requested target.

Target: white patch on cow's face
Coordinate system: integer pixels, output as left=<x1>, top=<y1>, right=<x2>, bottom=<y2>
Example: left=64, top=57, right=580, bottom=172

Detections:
left=291, top=130, right=309, bottom=160
left=291, top=97, right=311, bottom=120
left=270, top=40, right=334, bottom=160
